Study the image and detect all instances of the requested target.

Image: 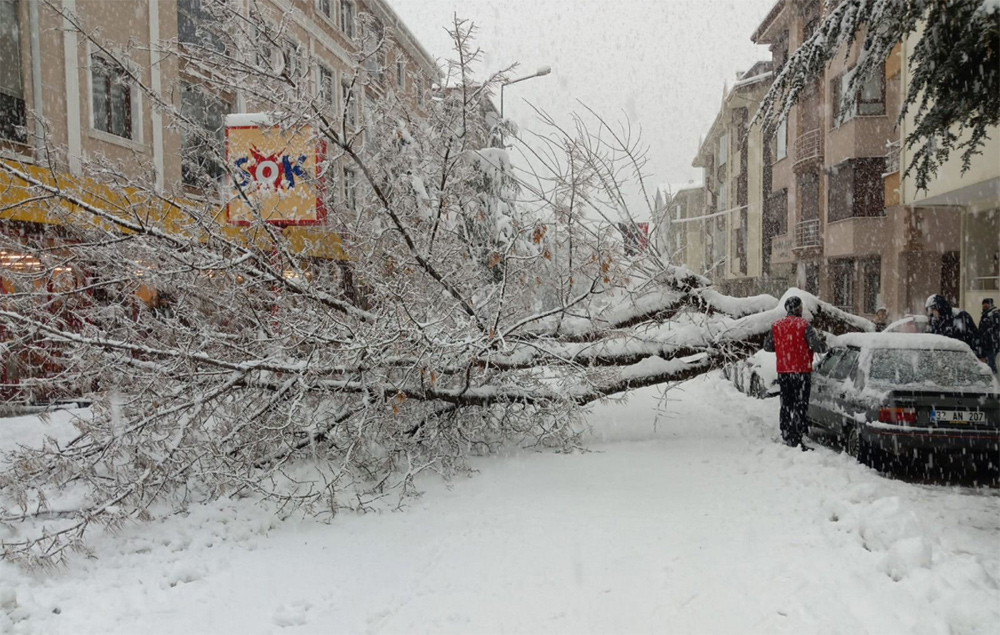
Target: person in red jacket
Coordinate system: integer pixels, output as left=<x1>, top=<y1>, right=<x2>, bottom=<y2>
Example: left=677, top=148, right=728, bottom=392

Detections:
left=763, top=296, right=829, bottom=450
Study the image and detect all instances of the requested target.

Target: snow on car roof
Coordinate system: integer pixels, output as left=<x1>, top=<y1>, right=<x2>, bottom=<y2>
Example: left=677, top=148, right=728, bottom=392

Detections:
left=833, top=332, right=973, bottom=352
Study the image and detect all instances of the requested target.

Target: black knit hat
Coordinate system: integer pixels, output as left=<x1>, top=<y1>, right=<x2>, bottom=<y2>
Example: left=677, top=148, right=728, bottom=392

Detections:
left=784, top=296, right=803, bottom=315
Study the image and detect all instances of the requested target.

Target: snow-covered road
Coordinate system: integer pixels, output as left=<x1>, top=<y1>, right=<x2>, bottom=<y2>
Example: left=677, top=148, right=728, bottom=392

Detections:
left=2, top=374, right=998, bottom=634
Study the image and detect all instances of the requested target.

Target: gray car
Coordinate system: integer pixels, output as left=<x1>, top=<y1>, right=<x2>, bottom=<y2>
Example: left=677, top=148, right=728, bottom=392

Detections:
left=806, top=333, right=1000, bottom=469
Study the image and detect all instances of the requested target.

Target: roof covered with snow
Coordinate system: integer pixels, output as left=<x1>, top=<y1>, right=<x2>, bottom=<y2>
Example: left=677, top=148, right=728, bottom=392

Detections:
left=834, top=332, right=974, bottom=352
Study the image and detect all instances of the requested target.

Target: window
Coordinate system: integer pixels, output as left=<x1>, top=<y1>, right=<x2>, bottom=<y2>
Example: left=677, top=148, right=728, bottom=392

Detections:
left=862, top=258, right=881, bottom=314
left=91, top=55, right=132, bottom=139
left=363, top=18, right=386, bottom=81
left=804, top=262, right=820, bottom=295
left=282, top=39, right=303, bottom=78
left=739, top=208, right=748, bottom=274
left=831, top=73, right=855, bottom=127
left=342, top=80, right=358, bottom=129
left=828, top=158, right=886, bottom=222
left=772, top=31, right=788, bottom=69
left=815, top=349, right=844, bottom=377
left=319, top=64, right=336, bottom=108
left=180, top=83, right=229, bottom=187
left=177, top=0, right=225, bottom=52
left=718, top=132, right=728, bottom=166
left=340, top=0, right=355, bottom=39
left=257, top=41, right=274, bottom=71
left=364, top=96, right=378, bottom=151
left=829, top=348, right=860, bottom=381
left=0, top=0, right=25, bottom=144
left=718, top=180, right=728, bottom=212
left=831, top=259, right=856, bottom=312
left=798, top=170, right=819, bottom=221
left=396, top=57, right=405, bottom=90
left=343, top=166, right=357, bottom=210
left=766, top=189, right=788, bottom=236
left=317, top=0, right=332, bottom=19
left=868, top=350, right=994, bottom=389
left=774, top=117, right=787, bottom=162
left=832, top=66, right=885, bottom=126
left=858, top=68, right=885, bottom=115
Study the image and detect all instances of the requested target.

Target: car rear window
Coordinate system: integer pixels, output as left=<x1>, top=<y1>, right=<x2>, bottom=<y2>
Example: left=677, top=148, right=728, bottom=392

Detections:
left=868, top=349, right=995, bottom=389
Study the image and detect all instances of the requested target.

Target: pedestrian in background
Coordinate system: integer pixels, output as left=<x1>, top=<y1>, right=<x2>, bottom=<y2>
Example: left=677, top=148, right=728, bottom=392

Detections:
left=763, top=296, right=829, bottom=451
left=980, top=298, right=999, bottom=374
left=873, top=307, right=889, bottom=332
left=925, top=294, right=982, bottom=361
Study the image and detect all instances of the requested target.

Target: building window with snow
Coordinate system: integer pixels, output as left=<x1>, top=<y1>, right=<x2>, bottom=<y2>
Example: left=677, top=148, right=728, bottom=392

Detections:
left=343, top=166, right=357, bottom=211
left=831, top=259, right=856, bottom=312
left=317, top=0, right=333, bottom=19
left=281, top=39, right=304, bottom=79
left=827, top=158, right=886, bottom=222
left=774, top=117, right=787, bottom=162
left=177, top=0, right=225, bottom=53
left=319, top=64, right=337, bottom=109
left=180, top=82, right=230, bottom=188
left=832, top=66, right=885, bottom=127
left=91, top=55, right=133, bottom=140
left=342, top=79, right=358, bottom=129
left=862, top=258, right=881, bottom=314
left=340, top=0, right=355, bottom=39
left=0, top=0, right=25, bottom=144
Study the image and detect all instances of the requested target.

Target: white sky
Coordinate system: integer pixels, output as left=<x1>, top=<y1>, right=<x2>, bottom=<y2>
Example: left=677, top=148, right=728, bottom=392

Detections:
left=388, top=0, right=777, bottom=219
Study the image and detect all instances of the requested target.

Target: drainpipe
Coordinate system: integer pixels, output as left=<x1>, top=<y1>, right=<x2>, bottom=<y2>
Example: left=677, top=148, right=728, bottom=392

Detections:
left=28, top=0, right=46, bottom=162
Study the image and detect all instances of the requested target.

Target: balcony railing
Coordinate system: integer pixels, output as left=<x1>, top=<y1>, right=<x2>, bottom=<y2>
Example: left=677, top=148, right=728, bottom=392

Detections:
left=794, top=219, right=821, bottom=249
left=793, top=128, right=823, bottom=171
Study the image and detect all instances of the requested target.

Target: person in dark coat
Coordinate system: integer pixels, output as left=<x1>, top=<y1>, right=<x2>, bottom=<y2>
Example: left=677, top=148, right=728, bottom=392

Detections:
left=873, top=307, right=889, bottom=332
left=763, top=296, right=829, bottom=450
left=980, top=298, right=999, bottom=374
left=925, top=295, right=982, bottom=359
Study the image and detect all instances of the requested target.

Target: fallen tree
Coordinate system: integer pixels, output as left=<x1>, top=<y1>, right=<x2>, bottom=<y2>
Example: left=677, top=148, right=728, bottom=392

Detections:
left=0, top=11, right=871, bottom=565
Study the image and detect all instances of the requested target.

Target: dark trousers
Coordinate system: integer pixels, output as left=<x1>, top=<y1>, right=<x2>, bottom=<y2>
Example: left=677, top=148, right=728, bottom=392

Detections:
left=778, top=373, right=811, bottom=446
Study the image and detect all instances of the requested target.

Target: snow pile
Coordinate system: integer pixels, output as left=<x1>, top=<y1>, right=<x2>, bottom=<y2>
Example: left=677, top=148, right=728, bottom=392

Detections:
left=2, top=375, right=996, bottom=634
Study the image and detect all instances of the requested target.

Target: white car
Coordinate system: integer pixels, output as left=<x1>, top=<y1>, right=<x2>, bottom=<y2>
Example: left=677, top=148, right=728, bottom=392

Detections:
left=723, top=350, right=779, bottom=399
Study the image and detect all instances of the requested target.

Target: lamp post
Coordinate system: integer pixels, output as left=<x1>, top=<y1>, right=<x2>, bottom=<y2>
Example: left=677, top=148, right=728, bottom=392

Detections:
left=500, top=66, right=551, bottom=119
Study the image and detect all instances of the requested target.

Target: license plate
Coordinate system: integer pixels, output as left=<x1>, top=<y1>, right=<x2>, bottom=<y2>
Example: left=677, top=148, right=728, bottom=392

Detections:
left=932, top=409, right=985, bottom=424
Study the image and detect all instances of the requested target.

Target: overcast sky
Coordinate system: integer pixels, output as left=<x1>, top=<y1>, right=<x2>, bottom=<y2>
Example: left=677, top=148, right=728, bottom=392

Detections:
left=388, top=0, right=777, bottom=219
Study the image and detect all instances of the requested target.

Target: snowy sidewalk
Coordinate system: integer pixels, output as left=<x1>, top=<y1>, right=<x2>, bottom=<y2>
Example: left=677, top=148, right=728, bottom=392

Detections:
left=2, top=374, right=998, bottom=634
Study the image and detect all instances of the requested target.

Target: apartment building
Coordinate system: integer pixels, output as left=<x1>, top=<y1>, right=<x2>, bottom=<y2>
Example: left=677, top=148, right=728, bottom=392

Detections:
left=749, top=0, right=983, bottom=321
left=656, top=184, right=707, bottom=276
left=0, top=0, right=438, bottom=225
left=690, top=62, right=774, bottom=297
left=893, top=33, right=1000, bottom=317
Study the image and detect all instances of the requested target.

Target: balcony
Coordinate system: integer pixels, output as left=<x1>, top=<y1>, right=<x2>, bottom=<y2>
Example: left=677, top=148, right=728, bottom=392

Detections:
left=794, top=219, right=821, bottom=249
left=793, top=128, right=823, bottom=173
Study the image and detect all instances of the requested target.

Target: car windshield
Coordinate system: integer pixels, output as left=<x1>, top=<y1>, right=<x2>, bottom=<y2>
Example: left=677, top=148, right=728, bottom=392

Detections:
left=867, top=349, right=995, bottom=389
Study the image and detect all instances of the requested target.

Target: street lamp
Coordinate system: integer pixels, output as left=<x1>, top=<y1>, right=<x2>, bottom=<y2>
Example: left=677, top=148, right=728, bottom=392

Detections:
left=500, top=66, right=551, bottom=119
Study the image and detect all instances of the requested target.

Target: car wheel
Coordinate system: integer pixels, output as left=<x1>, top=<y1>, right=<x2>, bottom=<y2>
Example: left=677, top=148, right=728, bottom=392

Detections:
left=847, top=425, right=883, bottom=470
left=846, top=426, right=866, bottom=463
